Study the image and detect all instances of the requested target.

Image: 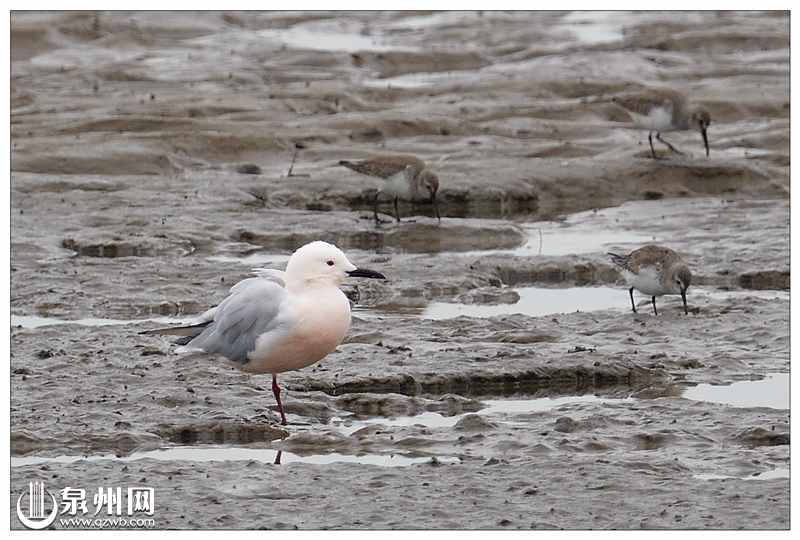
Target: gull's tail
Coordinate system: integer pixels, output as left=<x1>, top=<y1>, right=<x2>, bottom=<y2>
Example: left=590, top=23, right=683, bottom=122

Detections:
left=139, top=321, right=211, bottom=346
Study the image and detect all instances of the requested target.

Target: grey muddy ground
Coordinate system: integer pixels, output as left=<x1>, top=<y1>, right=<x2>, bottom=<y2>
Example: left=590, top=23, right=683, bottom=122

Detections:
left=11, top=11, right=789, bottom=529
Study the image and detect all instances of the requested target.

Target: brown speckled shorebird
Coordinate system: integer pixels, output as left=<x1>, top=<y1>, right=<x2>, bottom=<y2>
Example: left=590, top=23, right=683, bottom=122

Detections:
left=608, top=245, right=692, bottom=315
left=338, top=155, right=441, bottom=225
left=612, top=89, right=711, bottom=159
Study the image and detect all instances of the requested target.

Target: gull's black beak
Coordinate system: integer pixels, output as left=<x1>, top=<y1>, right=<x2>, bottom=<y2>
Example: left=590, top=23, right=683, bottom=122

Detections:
left=701, top=126, right=709, bottom=157
left=681, top=289, right=688, bottom=315
left=347, top=267, right=386, bottom=279
left=431, top=192, right=441, bottom=224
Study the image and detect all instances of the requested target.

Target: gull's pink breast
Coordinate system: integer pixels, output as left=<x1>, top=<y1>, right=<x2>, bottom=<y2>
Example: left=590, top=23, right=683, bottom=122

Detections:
left=244, top=288, right=352, bottom=374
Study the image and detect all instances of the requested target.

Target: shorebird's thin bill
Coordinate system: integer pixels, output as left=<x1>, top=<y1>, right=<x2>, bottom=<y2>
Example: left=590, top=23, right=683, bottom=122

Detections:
left=701, top=128, right=709, bottom=157
left=347, top=267, right=386, bottom=279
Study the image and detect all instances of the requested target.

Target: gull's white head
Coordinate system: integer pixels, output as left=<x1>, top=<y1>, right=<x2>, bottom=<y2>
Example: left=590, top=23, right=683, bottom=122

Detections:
left=284, top=241, right=385, bottom=289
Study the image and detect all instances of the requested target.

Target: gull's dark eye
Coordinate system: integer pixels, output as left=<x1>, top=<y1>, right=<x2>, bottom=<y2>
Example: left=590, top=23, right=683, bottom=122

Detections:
left=327, top=260, right=335, bottom=266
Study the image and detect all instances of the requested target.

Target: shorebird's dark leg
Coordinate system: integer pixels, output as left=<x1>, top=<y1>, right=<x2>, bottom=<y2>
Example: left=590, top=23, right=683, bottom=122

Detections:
left=648, top=131, right=657, bottom=159
left=285, top=147, right=310, bottom=178
left=651, top=296, right=658, bottom=316
left=373, top=190, right=381, bottom=227
left=432, top=194, right=441, bottom=224
left=629, top=287, right=637, bottom=313
left=273, top=450, right=282, bottom=465
left=393, top=196, right=401, bottom=223
left=272, top=374, right=287, bottom=425
left=286, top=149, right=298, bottom=176
left=656, top=133, right=685, bottom=155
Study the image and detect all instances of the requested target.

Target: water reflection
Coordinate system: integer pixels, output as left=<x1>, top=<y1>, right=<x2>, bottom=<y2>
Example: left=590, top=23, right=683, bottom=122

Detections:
left=11, top=446, right=460, bottom=468
left=682, top=373, right=789, bottom=410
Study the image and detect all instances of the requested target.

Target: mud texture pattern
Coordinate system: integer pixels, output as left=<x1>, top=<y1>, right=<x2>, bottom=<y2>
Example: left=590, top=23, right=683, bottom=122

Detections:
left=11, top=11, right=789, bottom=530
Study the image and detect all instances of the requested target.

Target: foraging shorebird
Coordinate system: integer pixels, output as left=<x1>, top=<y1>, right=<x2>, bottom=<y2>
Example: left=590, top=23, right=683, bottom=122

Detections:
left=611, top=89, right=711, bottom=159
left=141, top=241, right=386, bottom=425
left=608, top=245, right=692, bottom=315
left=338, top=155, right=441, bottom=225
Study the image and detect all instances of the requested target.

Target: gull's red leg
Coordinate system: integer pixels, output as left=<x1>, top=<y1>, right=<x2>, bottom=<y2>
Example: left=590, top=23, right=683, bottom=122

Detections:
left=272, top=374, right=287, bottom=425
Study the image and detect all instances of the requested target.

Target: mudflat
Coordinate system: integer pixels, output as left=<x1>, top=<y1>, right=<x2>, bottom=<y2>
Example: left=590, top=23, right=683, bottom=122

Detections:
left=10, top=11, right=789, bottom=529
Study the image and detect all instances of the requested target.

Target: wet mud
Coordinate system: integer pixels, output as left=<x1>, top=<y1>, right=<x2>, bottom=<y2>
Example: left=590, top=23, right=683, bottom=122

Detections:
left=10, top=11, right=789, bottom=530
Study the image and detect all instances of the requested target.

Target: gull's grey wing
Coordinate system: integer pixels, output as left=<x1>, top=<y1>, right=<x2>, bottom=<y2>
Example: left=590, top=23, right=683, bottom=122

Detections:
left=186, top=277, right=294, bottom=364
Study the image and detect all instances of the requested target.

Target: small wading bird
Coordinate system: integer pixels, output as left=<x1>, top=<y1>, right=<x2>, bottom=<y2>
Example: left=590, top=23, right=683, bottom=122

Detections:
left=611, top=89, right=711, bottom=159
left=608, top=245, right=692, bottom=316
left=141, top=241, right=386, bottom=425
left=338, top=155, right=441, bottom=225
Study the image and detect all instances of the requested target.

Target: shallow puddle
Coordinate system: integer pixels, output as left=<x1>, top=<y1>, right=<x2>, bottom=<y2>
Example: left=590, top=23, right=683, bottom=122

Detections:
left=694, top=468, right=790, bottom=482
left=259, top=21, right=417, bottom=53
left=421, top=286, right=623, bottom=320
left=361, top=69, right=482, bottom=90
left=559, top=11, right=626, bottom=44
left=11, top=314, right=189, bottom=329
left=452, top=227, right=659, bottom=258
left=393, top=11, right=496, bottom=31
left=11, top=446, right=459, bottom=468
left=682, top=373, right=789, bottom=410
left=417, top=287, right=788, bottom=321
left=480, top=395, right=635, bottom=414
left=334, top=393, right=634, bottom=435
left=516, top=227, right=659, bottom=257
